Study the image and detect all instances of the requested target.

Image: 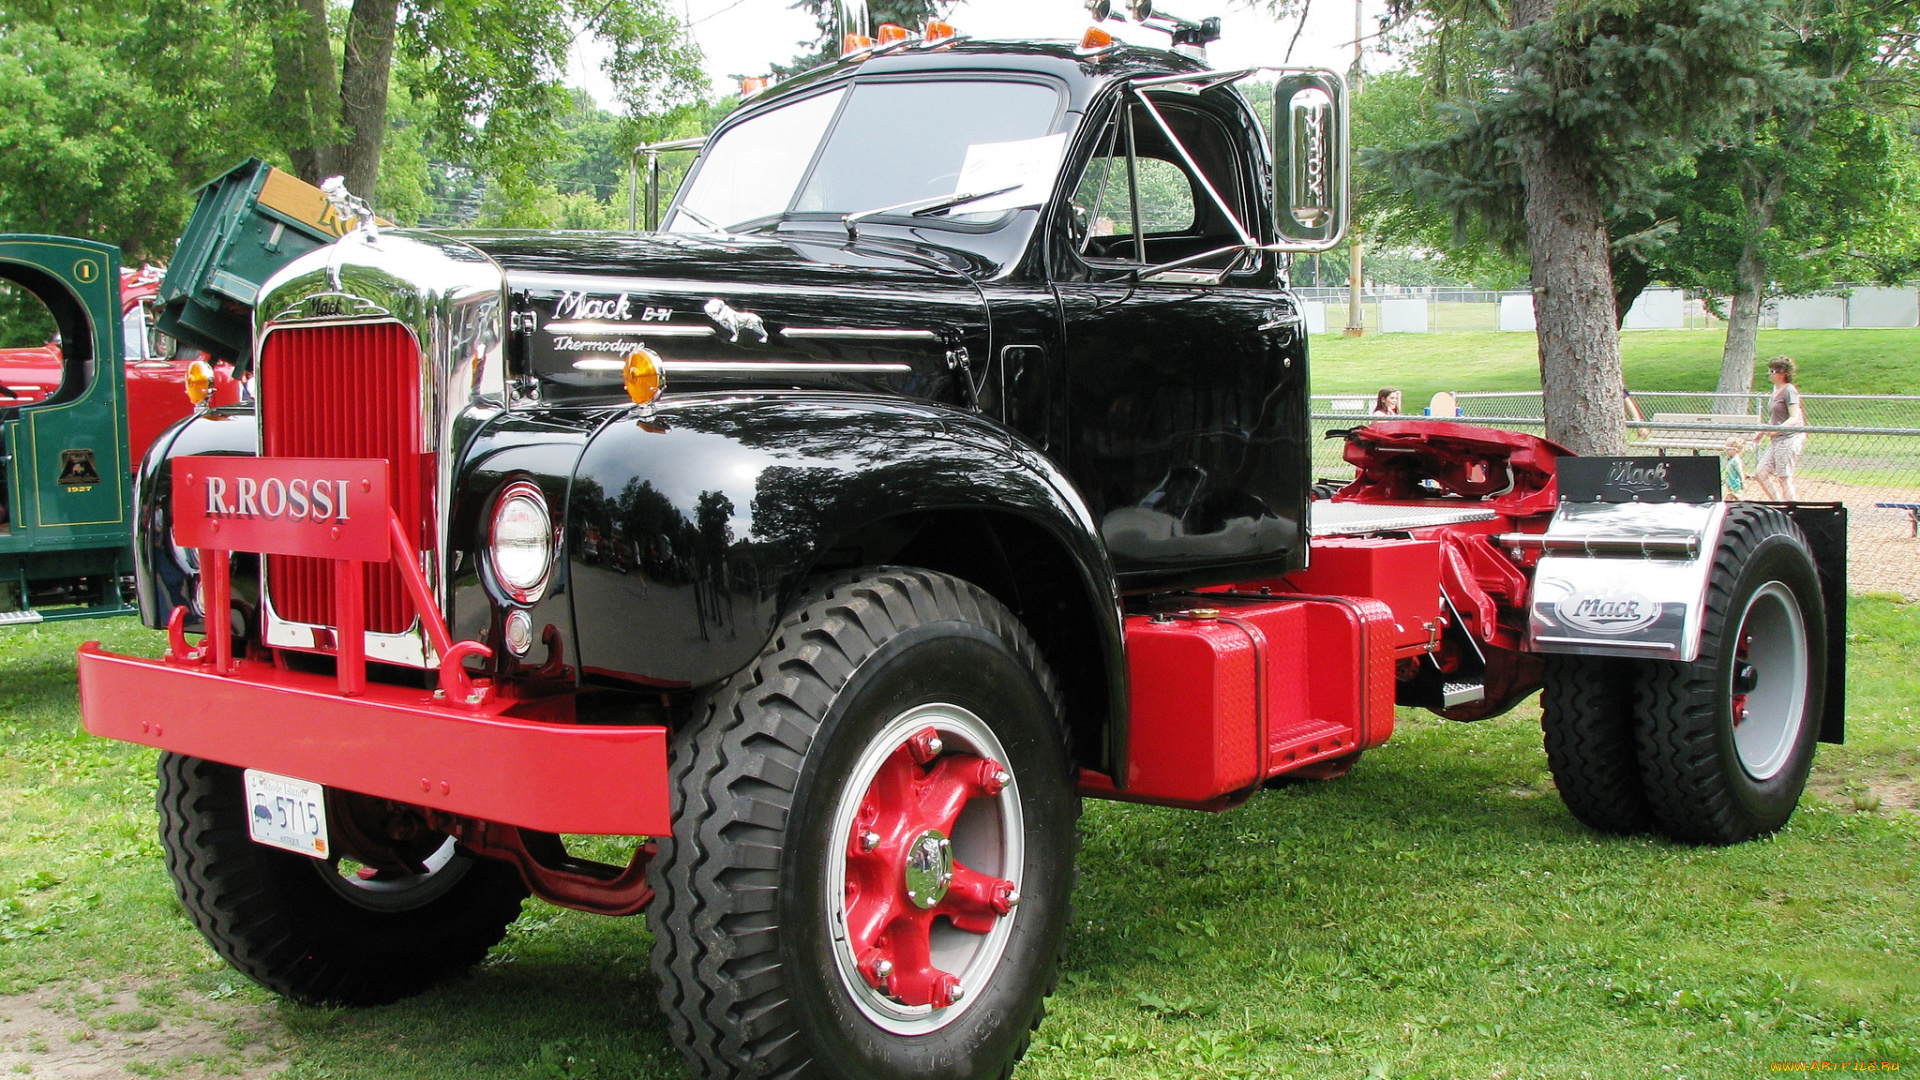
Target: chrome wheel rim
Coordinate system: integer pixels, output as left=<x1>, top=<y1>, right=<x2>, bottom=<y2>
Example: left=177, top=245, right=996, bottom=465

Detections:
left=1730, top=580, right=1809, bottom=781
left=824, top=703, right=1024, bottom=1036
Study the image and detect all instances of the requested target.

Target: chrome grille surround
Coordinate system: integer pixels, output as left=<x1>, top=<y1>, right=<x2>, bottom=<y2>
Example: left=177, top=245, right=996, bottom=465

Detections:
left=252, top=230, right=508, bottom=667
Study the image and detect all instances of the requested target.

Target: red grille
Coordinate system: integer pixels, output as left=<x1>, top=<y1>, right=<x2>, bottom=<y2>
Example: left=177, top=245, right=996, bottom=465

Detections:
left=260, top=323, right=430, bottom=636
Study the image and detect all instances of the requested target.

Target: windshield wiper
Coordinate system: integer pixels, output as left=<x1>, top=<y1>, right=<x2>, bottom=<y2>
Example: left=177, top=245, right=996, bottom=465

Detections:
left=841, top=185, right=1021, bottom=240
left=671, top=205, right=731, bottom=236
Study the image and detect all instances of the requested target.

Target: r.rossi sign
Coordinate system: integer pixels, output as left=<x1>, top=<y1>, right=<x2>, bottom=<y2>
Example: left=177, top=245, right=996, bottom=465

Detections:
left=172, top=457, right=390, bottom=561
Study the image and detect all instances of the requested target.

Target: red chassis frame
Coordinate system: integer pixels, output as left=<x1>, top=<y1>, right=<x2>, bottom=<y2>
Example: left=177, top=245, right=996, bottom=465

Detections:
left=77, top=456, right=670, bottom=913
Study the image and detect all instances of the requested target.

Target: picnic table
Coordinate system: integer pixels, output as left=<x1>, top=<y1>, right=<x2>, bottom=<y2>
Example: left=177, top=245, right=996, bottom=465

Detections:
left=1631, top=412, right=1754, bottom=455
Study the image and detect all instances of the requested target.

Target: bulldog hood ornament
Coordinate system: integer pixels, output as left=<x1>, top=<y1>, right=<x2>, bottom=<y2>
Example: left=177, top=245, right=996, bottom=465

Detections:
left=320, top=176, right=379, bottom=239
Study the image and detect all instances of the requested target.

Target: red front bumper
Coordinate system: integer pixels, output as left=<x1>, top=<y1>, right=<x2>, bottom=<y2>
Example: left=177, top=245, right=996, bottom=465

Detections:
left=78, top=644, right=670, bottom=837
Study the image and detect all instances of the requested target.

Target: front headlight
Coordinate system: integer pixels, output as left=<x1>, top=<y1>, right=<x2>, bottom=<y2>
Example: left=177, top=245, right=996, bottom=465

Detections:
left=488, top=481, right=554, bottom=603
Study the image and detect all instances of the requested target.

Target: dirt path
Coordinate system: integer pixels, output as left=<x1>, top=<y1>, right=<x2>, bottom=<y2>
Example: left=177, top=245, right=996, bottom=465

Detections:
left=0, top=981, right=285, bottom=1079
left=1766, top=476, right=1920, bottom=598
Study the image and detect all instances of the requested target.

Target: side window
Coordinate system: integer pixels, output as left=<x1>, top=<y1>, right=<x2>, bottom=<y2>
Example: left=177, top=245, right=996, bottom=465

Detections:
left=1135, top=158, right=1196, bottom=233
left=1068, top=96, right=1248, bottom=269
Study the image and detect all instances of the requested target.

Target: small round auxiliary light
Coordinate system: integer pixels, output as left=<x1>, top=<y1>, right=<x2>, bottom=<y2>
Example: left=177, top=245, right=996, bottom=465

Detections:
left=504, top=609, right=534, bottom=656
left=623, top=345, right=665, bottom=406
left=184, top=359, right=215, bottom=405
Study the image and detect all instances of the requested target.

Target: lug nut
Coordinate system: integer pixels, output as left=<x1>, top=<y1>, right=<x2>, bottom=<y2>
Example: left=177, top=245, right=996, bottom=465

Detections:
left=928, top=736, right=944, bottom=755
left=1004, top=888, right=1021, bottom=908
left=994, top=770, right=1011, bottom=787
left=875, top=959, right=893, bottom=979
left=946, top=983, right=965, bottom=1005
left=860, top=830, right=880, bottom=852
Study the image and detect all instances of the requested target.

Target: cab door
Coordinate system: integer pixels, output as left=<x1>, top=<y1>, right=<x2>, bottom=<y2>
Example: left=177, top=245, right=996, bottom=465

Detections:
left=1051, top=90, right=1308, bottom=590
left=0, top=236, right=130, bottom=549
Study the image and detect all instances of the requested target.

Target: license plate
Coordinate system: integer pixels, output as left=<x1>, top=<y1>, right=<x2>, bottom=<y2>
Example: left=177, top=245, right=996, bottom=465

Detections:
left=243, top=769, right=331, bottom=859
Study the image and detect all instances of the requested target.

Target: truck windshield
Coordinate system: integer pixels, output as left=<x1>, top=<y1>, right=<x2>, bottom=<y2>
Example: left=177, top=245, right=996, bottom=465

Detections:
left=671, top=78, right=1065, bottom=232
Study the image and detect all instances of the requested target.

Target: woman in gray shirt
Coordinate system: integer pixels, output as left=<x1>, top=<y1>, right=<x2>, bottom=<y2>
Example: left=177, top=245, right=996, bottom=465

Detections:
left=1754, top=356, right=1806, bottom=501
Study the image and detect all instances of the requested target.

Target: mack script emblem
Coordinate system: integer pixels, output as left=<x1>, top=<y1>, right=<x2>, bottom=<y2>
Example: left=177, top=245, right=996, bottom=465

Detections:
left=1555, top=587, right=1662, bottom=635
left=1606, top=459, right=1670, bottom=494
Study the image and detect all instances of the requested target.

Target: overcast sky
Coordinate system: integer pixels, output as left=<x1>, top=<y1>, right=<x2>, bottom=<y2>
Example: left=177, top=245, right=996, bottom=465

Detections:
left=569, top=0, right=1397, bottom=106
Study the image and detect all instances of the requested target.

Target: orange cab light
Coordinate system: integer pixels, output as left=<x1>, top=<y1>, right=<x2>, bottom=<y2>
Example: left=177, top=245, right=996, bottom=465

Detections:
left=184, top=359, right=214, bottom=405
left=624, top=346, right=664, bottom=406
left=876, top=23, right=910, bottom=44
left=1079, top=25, right=1115, bottom=51
left=923, top=19, right=955, bottom=41
left=740, top=75, right=770, bottom=97
left=842, top=32, right=874, bottom=54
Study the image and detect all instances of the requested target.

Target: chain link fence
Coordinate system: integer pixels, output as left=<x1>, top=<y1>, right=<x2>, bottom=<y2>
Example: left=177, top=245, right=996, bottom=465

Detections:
left=1311, top=391, right=1920, bottom=599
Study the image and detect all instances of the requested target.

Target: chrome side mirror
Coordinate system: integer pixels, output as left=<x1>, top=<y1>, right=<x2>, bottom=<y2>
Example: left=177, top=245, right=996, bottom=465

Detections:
left=1270, top=69, right=1349, bottom=251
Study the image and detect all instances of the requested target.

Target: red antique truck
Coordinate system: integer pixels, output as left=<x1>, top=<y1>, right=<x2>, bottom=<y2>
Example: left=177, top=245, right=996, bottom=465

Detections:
left=76, top=23, right=1845, bottom=1080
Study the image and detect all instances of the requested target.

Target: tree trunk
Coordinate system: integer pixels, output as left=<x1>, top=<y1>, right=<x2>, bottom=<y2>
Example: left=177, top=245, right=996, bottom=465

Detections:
left=1515, top=134, right=1627, bottom=455
left=287, top=0, right=342, bottom=184
left=1715, top=241, right=1767, bottom=412
left=1510, top=0, right=1626, bottom=456
left=339, top=0, right=402, bottom=199
left=262, top=0, right=399, bottom=201
left=1715, top=166, right=1787, bottom=409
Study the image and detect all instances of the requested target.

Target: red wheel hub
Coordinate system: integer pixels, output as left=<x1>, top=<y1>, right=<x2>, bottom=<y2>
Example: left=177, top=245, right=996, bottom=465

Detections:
left=842, top=726, right=1018, bottom=1008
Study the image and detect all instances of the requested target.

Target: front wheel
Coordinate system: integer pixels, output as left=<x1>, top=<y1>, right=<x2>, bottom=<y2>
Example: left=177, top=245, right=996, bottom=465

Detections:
left=649, top=568, right=1078, bottom=1080
left=1633, top=506, right=1827, bottom=844
left=156, top=754, right=529, bottom=1004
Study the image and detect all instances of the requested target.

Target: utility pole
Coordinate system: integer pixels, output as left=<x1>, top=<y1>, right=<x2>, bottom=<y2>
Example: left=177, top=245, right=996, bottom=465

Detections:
left=1344, top=0, right=1366, bottom=337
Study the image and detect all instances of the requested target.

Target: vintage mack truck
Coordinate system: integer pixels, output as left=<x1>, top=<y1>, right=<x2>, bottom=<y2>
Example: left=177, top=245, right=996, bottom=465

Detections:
left=76, top=21, right=1844, bottom=1080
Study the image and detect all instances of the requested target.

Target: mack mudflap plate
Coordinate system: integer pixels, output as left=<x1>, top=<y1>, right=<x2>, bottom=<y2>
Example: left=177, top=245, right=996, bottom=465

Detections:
left=244, top=768, right=331, bottom=859
left=1557, top=456, right=1720, bottom=504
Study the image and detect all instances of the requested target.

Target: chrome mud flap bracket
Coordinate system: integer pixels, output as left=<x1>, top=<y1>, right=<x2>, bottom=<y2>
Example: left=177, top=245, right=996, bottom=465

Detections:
left=1508, top=457, right=1729, bottom=663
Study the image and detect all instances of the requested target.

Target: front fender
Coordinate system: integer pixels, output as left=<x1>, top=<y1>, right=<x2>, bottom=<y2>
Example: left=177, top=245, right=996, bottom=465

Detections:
left=567, top=392, right=1124, bottom=700
left=132, top=406, right=258, bottom=629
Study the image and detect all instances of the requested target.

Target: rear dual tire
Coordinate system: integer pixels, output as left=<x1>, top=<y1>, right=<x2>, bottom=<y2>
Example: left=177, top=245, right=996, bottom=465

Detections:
left=1540, top=506, right=1826, bottom=844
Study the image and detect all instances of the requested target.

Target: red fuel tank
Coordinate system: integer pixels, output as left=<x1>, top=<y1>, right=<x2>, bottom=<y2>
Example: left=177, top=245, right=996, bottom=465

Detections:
left=1101, top=595, right=1397, bottom=808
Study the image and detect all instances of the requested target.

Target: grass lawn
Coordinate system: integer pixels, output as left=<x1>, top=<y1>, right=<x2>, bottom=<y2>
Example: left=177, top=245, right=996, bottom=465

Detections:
left=2, top=598, right=1916, bottom=1078
left=1308, top=328, right=1920, bottom=401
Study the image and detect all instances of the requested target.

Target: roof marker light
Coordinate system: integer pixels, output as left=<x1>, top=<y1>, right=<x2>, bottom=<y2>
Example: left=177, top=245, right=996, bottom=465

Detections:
left=876, top=23, right=910, bottom=44
left=842, top=32, right=874, bottom=54
left=1078, top=25, right=1116, bottom=51
left=923, top=19, right=955, bottom=41
left=739, top=75, right=770, bottom=97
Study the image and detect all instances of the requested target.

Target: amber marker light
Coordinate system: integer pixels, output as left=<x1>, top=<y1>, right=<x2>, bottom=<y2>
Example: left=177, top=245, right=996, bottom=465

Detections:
left=623, top=345, right=664, bottom=406
left=876, top=22, right=910, bottom=44
left=842, top=32, right=874, bottom=54
left=184, top=359, right=215, bottom=405
left=1078, top=25, right=1116, bottom=51
left=923, top=19, right=956, bottom=41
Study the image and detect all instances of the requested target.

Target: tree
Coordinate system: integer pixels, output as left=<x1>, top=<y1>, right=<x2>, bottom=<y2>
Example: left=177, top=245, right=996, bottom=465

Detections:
left=1374, top=0, right=1803, bottom=454
left=0, top=0, right=272, bottom=260
left=254, top=0, right=704, bottom=204
left=1660, top=0, right=1920, bottom=399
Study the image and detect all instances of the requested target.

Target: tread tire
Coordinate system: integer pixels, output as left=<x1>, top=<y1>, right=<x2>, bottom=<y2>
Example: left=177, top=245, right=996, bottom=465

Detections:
left=1540, top=655, right=1653, bottom=834
left=1633, top=505, right=1827, bottom=845
left=157, top=753, right=529, bottom=1005
left=648, top=567, right=1079, bottom=1080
